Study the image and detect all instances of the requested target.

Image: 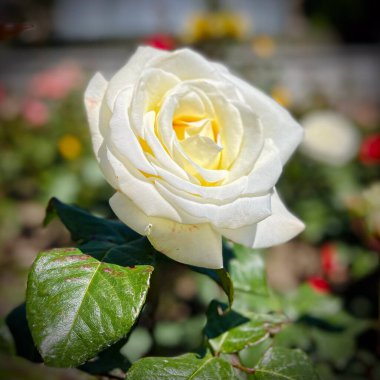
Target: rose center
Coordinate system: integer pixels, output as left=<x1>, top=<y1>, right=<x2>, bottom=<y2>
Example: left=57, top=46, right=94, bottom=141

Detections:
left=172, top=115, right=223, bottom=170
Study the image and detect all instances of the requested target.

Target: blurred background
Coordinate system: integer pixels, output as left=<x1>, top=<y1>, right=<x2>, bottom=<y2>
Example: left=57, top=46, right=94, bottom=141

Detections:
left=0, top=0, right=379, bottom=379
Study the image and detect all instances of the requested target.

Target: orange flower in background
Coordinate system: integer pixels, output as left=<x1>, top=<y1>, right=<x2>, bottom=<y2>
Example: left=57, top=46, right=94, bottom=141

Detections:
left=29, top=62, right=84, bottom=100
left=359, top=134, right=380, bottom=164
left=252, top=35, right=276, bottom=58
left=22, top=99, right=50, bottom=127
left=271, top=86, right=292, bottom=108
left=58, top=134, right=82, bottom=160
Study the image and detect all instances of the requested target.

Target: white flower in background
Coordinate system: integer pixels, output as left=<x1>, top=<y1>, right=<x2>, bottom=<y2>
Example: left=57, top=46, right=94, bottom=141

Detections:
left=84, top=47, right=304, bottom=269
left=300, top=110, right=360, bottom=166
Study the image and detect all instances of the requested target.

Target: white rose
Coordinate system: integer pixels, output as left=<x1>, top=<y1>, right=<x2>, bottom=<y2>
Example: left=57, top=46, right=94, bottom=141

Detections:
left=300, top=110, right=360, bottom=166
left=84, top=47, right=304, bottom=269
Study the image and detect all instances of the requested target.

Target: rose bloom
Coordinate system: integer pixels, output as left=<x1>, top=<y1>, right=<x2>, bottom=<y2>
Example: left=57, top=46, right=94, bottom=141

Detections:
left=300, top=110, right=360, bottom=166
left=84, top=47, right=304, bottom=269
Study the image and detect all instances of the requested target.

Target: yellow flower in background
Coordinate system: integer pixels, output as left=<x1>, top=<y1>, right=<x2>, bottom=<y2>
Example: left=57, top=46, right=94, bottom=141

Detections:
left=271, top=86, right=293, bottom=108
left=183, top=12, right=248, bottom=43
left=58, top=134, right=82, bottom=160
left=252, top=36, right=276, bottom=58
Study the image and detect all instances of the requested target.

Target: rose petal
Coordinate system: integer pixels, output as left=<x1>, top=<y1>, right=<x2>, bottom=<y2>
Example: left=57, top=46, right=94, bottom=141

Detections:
left=148, top=48, right=223, bottom=81
left=225, top=102, right=264, bottom=183
left=130, top=68, right=180, bottom=137
left=109, top=87, right=157, bottom=175
left=180, top=135, right=222, bottom=170
left=110, top=192, right=223, bottom=268
left=84, top=72, right=108, bottom=154
left=218, top=189, right=304, bottom=247
left=223, top=74, right=303, bottom=164
left=105, top=147, right=182, bottom=222
left=106, top=46, right=169, bottom=109
left=155, top=180, right=272, bottom=229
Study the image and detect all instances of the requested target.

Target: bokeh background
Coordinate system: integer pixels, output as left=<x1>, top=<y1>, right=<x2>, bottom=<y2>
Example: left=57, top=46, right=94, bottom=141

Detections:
left=0, top=0, right=379, bottom=379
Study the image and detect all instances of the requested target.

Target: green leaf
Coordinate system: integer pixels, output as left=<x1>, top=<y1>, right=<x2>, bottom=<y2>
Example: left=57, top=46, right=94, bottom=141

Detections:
left=79, top=237, right=155, bottom=267
left=0, top=320, right=15, bottom=356
left=230, top=245, right=268, bottom=296
left=252, top=347, right=320, bottom=380
left=44, top=197, right=156, bottom=270
left=126, top=352, right=238, bottom=379
left=79, top=338, right=131, bottom=376
left=189, top=242, right=235, bottom=307
left=5, top=303, right=42, bottom=362
left=283, top=284, right=341, bottom=319
left=204, top=300, right=249, bottom=340
left=26, top=248, right=153, bottom=367
left=310, top=328, right=354, bottom=368
left=206, top=304, right=285, bottom=354
left=44, top=197, right=139, bottom=244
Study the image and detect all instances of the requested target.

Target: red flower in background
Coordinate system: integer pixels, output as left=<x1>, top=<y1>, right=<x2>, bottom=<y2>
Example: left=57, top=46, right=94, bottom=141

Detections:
left=307, top=276, right=331, bottom=294
left=321, top=243, right=336, bottom=277
left=144, top=34, right=176, bottom=50
left=359, top=134, right=380, bottom=164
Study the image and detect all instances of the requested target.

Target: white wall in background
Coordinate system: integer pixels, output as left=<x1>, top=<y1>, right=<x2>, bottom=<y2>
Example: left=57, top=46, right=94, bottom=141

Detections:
left=53, top=0, right=206, bottom=40
left=53, top=0, right=289, bottom=40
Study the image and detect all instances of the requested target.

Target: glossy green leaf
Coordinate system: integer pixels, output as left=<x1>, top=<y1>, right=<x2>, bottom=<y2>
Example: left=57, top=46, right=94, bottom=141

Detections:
left=204, top=301, right=249, bottom=339
left=26, top=248, right=153, bottom=367
left=44, top=197, right=139, bottom=244
left=252, top=347, right=320, bottom=380
left=78, top=237, right=155, bottom=267
left=5, top=303, right=42, bottom=362
left=189, top=242, right=235, bottom=307
left=79, top=338, right=131, bottom=376
left=210, top=315, right=285, bottom=354
left=230, top=245, right=268, bottom=296
left=0, top=320, right=15, bottom=356
left=126, top=352, right=238, bottom=380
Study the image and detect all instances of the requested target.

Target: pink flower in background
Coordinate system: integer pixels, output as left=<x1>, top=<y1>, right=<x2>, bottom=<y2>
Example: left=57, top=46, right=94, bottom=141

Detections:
left=28, top=61, right=84, bottom=100
left=144, top=34, right=176, bottom=50
left=22, top=99, right=50, bottom=127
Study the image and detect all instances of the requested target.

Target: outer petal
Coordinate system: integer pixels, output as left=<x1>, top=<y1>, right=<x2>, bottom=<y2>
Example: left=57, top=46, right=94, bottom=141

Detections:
left=84, top=72, right=108, bottom=154
left=106, top=46, right=169, bottom=109
left=110, top=192, right=223, bottom=269
left=148, top=48, right=223, bottom=81
left=217, top=190, right=304, bottom=247
left=109, top=88, right=157, bottom=175
left=84, top=73, right=119, bottom=188
left=223, top=74, right=303, bottom=164
left=104, top=146, right=183, bottom=223
left=155, top=181, right=272, bottom=229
